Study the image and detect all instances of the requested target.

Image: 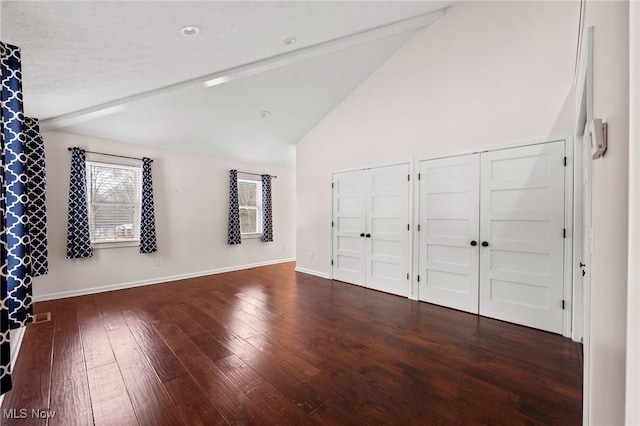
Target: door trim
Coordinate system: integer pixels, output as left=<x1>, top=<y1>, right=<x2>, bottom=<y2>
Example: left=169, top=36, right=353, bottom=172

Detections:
left=417, top=136, right=572, bottom=163
left=627, top=3, right=640, bottom=423
left=575, top=25, right=594, bottom=426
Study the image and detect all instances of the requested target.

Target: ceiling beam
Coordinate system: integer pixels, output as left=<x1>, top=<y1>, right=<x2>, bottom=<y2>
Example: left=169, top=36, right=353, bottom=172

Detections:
left=40, top=8, right=446, bottom=130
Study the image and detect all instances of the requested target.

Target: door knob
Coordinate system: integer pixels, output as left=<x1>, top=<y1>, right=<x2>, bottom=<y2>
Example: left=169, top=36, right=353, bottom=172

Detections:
left=360, top=233, right=365, bottom=237
left=365, top=234, right=371, bottom=238
left=470, top=241, right=477, bottom=246
left=481, top=241, right=489, bottom=247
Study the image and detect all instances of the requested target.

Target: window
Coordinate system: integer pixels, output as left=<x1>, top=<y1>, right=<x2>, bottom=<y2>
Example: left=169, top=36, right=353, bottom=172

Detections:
left=238, top=178, right=262, bottom=235
left=85, top=158, right=142, bottom=244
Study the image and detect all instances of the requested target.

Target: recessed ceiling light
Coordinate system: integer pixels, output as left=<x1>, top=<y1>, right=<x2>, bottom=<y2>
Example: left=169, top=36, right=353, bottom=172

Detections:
left=261, top=111, right=271, bottom=119
left=181, top=25, right=201, bottom=37
left=282, top=38, right=297, bottom=46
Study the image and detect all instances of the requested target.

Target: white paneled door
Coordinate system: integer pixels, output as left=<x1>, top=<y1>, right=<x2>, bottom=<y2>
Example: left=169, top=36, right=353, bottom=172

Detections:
left=332, top=170, right=366, bottom=285
left=366, top=164, right=410, bottom=296
left=419, top=154, right=480, bottom=314
left=332, top=163, right=410, bottom=297
left=479, top=141, right=565, bottom=333
left=418, top=141, right=566, bottom=333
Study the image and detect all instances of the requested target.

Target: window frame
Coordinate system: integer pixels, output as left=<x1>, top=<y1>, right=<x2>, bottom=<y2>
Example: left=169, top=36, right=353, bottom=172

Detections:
left=237, top=177, right=263, bottom=238
left=85, top=155, right=143, bottom=249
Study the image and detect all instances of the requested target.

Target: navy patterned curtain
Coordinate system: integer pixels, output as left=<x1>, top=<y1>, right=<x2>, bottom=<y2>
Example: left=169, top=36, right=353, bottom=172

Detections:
left=140, top=157, right=157, bottom=254
left=1, top=41, right=33, bottom=395
left=261, top=175, right=273, bottom=242
left=25, top=117, right=48, bottom=276
left=66, top=147, right=93, bottom=259
left=228, top=169, right=241, bottom=245
left=2, top=43, right=32, bottom=331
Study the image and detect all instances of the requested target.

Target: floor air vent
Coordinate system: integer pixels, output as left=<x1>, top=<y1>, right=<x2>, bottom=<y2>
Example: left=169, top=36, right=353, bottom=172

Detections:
left=33, top=312, right=51, bottom=323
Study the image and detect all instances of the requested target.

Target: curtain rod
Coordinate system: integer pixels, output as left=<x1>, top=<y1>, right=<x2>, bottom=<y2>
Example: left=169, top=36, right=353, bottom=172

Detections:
left=238, top=170, right=278, bottom=179
left=67, top=147, right=152, bottom=162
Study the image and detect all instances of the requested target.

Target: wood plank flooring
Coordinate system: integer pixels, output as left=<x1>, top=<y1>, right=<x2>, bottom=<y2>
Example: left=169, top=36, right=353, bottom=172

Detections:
left=1, top=262, right=582, bottom=425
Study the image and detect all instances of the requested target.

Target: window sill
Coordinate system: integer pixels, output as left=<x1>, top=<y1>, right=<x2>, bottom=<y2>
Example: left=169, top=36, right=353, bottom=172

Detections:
left=241, top=233, right=263, bottom=240
left=92, top=240, right=140, bottom=250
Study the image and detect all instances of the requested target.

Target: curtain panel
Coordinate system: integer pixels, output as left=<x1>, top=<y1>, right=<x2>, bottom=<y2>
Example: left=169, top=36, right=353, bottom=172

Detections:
left=25, top=117, right=48, bottom=276
left=228, top=169, right=241, bottom=244
left=66, top=147, right=93, bottom=259
left=1, top=41, right=34, bottom=395
left=1, top=42, right=50, bottom=396
left=140, top=157, right=157, bottom=253
left=261, top=175, right=273, bottom=242
left=2, top=43, right=32, bottom=332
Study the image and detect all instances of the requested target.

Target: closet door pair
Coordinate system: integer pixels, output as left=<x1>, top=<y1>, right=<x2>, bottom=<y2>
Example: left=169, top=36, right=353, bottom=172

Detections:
left=332, top=163, right=410, bottom=297
left=418, top=142, right=565, bottom=333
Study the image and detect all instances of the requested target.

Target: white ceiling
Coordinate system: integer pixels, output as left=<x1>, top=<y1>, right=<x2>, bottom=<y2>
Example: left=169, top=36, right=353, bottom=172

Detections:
left=1, top=1, right=452, bottom=166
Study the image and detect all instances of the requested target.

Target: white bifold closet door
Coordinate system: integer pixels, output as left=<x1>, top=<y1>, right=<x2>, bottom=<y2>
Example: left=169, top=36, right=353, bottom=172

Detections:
left=332, top=170, right=366, bottom=285
left=479, top=141, right=565, bottom=333
left=419, top=141, right=566, bottom=333
left=332, top=163, right=410, bottom=297
left=418, top=154, right=480, bottom=314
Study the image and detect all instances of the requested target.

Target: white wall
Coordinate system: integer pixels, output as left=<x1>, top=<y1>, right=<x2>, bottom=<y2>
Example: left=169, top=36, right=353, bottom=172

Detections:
left=34, top=131, right=296, bottom=300
left=296, top=1, right=578, bottom=276
left=579, top=2, right=629, bottom=425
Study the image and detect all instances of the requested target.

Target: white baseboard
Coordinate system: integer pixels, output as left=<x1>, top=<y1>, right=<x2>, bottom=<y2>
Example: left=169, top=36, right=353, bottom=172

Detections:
left=34, top=258, right=296, bottom=302
left=294, top=266, right=331, bottom=279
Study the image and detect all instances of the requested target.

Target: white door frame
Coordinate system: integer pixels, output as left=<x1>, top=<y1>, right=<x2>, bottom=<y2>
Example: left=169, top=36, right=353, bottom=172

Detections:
left=330, top=160, right=414, bottom=297
left=574, top=25, right=594, bottom=426
left=415, top=135, right=574, bottom=338
left=627, top=3, right=640, bottom=424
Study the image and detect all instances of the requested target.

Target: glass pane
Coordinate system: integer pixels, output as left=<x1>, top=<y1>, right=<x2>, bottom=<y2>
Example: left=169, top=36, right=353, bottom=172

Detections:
left=240, top=208, right=257, bottom=234
left=91, top=204, right=137, bottom=242
left=89, top=165, right=137, bottom=203
left=238, top=181, right=257, bottom=207
left=87, top=162, right=141, bottom=243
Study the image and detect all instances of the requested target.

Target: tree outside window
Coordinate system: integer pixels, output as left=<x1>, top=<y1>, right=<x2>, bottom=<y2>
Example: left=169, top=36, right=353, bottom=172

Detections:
left=86, top=162, right=142, bottom=243
left=238, top=179, right=262, bottom=235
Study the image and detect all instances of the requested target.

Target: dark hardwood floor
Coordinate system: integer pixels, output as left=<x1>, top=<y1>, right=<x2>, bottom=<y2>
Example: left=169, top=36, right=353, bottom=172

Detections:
left=1, top=262, right=582, bottom=425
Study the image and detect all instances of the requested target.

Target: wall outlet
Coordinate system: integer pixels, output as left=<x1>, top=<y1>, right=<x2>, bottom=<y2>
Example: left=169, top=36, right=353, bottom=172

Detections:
left=282, top=245, right=287, bottom=252
left=309, top=252, right=314, bottom=260
left=155, top=258, right=162, bottom=267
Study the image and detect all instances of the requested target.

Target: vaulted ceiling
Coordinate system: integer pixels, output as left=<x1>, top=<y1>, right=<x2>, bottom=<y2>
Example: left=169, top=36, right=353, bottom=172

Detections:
left=1, top=1, right=452, bottom=166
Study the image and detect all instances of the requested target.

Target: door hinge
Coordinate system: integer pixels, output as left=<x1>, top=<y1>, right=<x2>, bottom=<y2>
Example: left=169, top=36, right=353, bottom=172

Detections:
left=564, top=157, right=567, bottom=167
left=408, top=174, right=410, bottom=181
left=417, top=275, right=420, bottom=282
left=406, top=273, right=409, bottom=280
left=418, top=224, right=421, bottom=232
left=562, top=300, right=566, bottom=310
left=331, top=260, right=334, bottom=266
left=331, top=182, right=334, bottom=188
left=563, top=228, right=566, bottom=238
left=407, top=224, right=410, bottom=231
left=418, top=173, right=421, bottom=180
